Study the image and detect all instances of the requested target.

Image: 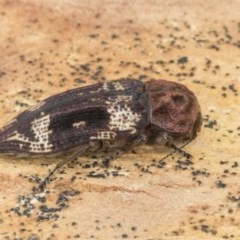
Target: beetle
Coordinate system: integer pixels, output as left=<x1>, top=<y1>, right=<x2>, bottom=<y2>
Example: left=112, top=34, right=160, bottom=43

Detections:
left=0, top=79, right=202, bottom=191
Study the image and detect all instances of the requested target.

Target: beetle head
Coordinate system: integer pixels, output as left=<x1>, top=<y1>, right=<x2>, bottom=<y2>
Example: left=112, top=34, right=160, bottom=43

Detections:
left=145, top=80, right=202, bottom=140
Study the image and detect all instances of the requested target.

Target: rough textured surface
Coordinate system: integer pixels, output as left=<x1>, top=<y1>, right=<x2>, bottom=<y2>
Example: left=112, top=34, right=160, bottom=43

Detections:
left=0, top=0, right=239, bottom=239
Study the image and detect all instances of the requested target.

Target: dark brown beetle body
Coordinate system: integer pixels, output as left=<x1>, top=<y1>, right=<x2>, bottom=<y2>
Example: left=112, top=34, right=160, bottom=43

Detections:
left=0, top=79, right=202, bottom=190
left=0, top=78, right=202, bottom=157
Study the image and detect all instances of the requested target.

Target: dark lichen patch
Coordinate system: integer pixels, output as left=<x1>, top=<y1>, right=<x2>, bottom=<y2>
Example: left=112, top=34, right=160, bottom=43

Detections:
left=228, top=84, right=238, bottom=96
left=28, top=234, right=41, bottom=240
left=203, top=115, right=218, bottom=129
left=86, top=167, right=127, bottom=179
left=171, top=228, right=185, bottom=236
left=191, top=215, right=238, bottom=239
left=74, top=78, right=86, bottom=84
left=191, top=166, right=211, bottom=186
left=200, top=224, right=217, bottom=235
left=192, top=79, right=206, bottom=85
left=209, top=44, right=220, bottom=51
left=105, top=221, right=141, bottom=239
left=227, top=192, right=240, bottom=210
left=174, top=158, right=193, bottom=171
left=152, top=158, right=167, bottom=169
left=71, top=157, right=128, bottom=179
left=0, top=70, right=6, bottom=78
left=133, top=162, right=153, bottom=174
left=231, top=161, right=238, bottom=168
left=221, top=83, right=239, bottom=98
left=177, top=56, right=188, bottom=65
left=10, top=189, right=80, bottom=222
left=133, top=151, right=195, bottom=176
left=19, top=173, right=43, bottom=186
left=15, top=100, right=30, bottom=108
left=192, top=169, right=210, bottom=178
left=216, top=180, right=227, bottom=188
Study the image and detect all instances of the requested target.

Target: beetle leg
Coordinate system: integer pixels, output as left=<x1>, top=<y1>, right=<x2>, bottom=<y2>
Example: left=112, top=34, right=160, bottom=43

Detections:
left=166, top=141, right=193, bottom=159
left=90, top=140, right=124, bottom=167
left=36, top=144, right=92, bottom=192
left=158, top=140, right=193, bottom=164
left=100, top=134, right=147, bottom=167
left=101, top=149, right=124, bottom=167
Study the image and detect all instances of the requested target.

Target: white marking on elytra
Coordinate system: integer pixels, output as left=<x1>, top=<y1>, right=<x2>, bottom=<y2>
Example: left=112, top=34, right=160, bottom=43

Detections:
left=6, top=115, right=53, bottom=153
left=113, top=82, right=125, bottom=91
left=106, top=95, right=141, bottom=134
left=113, top=95, right=132, bottom=101
left=90, top=131, right=117, bottom=140
left=102, top=82, right=110, bottom=91
left=89, top=87, right=102, bottom=94
left=73, top=121, right=86, bottom=128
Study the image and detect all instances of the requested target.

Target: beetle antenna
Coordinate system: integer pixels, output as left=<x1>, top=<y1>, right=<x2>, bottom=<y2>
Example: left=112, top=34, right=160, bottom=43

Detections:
left=159, top=139, right=193, bottom=163
left=34, top=145, right=90, bottom=192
